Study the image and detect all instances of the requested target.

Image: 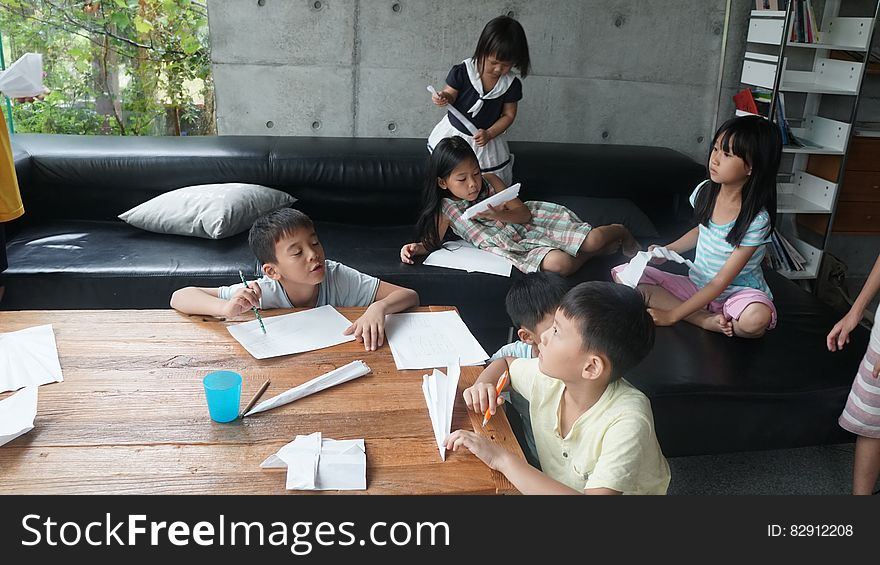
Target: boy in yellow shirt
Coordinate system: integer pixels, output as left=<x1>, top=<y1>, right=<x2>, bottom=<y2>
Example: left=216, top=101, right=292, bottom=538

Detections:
left=446, top=281, right=670, bottom=494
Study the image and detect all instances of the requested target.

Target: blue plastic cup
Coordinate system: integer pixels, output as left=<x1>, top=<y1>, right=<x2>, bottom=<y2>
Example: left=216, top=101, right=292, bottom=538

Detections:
left=203, top=371, right=242, bottom=423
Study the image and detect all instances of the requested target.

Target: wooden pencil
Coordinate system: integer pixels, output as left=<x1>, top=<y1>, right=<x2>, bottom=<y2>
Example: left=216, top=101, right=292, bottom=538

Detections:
left=240, top=379, right=271, bottom=418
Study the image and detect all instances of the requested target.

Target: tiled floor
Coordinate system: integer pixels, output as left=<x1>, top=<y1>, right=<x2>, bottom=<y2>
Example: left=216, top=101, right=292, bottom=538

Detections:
left=667, top=443, right=863, bottom=495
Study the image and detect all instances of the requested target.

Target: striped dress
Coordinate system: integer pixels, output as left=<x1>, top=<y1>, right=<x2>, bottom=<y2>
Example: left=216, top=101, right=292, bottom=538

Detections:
left=441, top=182, right=592, bottom=273
left=839, top=309, right=880, bottom=439
left=688, top=181, right=773, bottom=300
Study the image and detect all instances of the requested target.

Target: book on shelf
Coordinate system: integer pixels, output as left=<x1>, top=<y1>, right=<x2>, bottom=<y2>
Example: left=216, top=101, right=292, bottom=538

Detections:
left=765, top=229, right=807, bottom=272
left=775, top=92, right=793, bottom=145
left=774, top=93, right=821, bottom=148
left=789, top=0, right=819, bottom=44
left=734, top=88, right=773, bottom=118
left=755, top=0, right=788, bottom=10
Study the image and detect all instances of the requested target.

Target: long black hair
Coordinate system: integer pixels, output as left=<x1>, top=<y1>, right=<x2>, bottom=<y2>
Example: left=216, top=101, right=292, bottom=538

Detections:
left=415, top=137, right=480, bottom=252
left=473, top=15, right=531, bottom=78
left=693, top=115, right=782, bottom=246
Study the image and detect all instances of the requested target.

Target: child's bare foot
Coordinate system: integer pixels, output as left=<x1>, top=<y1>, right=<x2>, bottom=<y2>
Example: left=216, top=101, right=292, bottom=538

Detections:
left=700, top=313, right=734, bottom=337
left=622, top=233, right=641, bottom=258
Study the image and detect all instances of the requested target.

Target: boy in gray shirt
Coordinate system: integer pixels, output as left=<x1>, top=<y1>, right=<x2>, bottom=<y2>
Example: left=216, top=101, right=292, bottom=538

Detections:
left=171, top=208, right=419, bottom=351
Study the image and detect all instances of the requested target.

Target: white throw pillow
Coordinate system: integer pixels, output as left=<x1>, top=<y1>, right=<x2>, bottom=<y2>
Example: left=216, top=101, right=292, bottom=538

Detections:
left=118, top=183, right=297, bottom=239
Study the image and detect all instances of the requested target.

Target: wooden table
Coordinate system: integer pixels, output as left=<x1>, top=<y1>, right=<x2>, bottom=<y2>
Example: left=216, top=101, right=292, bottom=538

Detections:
left=0, top=307, right=523, bottom=494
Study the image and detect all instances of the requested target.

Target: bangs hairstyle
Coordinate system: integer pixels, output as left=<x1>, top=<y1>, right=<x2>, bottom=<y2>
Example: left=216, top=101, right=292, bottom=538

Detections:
left=248, top=207, right=314, bottom=264
left=559, top=282, right=655, bottom=380
left=415, top=137, right=480, bottom=252
left=694, top=115, right=782, bottom=247
left=473, top=15, right=531, bottom=77
left=506, top=272, right=570, bottom=331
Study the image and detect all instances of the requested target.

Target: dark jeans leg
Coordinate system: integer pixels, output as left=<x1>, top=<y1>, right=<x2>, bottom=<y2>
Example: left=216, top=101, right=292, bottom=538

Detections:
left=503, top=390, right=541, bottom=469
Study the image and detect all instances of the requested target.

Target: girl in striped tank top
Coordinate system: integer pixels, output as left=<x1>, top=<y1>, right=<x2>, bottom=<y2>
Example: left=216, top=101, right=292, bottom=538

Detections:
left=827, top=254, right=880, bottom=495
left=400, top=136, right=640, bottom=276
left=612, top=115, right=781, bottom=338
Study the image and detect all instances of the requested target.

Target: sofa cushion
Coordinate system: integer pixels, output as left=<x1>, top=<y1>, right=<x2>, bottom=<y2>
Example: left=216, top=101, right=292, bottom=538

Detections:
left=550, top=195, right=660, bottom=238
left=118, top=183, right=296, bottom=240
left=1, top=220, right=260, bottom=309
left=9, top=134, right=276, bottom=223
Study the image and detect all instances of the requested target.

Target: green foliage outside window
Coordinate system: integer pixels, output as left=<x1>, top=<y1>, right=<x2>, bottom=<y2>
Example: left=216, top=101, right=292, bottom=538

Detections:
left=0, top=0, right=214, bottom=135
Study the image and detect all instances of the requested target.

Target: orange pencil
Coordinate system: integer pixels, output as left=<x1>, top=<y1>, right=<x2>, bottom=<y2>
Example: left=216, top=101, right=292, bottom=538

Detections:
left=481, top=370, right=509, bottom=427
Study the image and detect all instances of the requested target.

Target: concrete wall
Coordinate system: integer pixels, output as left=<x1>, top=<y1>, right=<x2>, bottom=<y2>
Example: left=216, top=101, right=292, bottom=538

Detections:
left=208, top=0, right=745, bottom=162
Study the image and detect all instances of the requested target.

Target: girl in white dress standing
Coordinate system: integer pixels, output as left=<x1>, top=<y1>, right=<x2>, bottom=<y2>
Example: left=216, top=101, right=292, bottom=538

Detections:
left=428, top=15, right=530, bottom=186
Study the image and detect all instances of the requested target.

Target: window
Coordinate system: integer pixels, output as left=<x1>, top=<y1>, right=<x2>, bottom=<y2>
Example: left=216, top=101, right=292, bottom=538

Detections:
left=0, top=0, right=214, bottom=135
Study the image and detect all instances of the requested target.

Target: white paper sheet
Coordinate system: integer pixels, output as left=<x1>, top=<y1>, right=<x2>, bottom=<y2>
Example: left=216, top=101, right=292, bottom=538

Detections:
left=461, top=183, right=521, bottom=221
left=244, top=360, right=371, bottom=417
left=385, top=311, right=488, bottom=370
left=227, top=304, right=355, bottom=360
left=0, top=53, right=45, bottom=98
left=421, top=365, right=460, bottom=461
left=0, top=386, right=38, bottom=447
left=616, top=246, right=698, bottom=288
left=0, top=324, right=63, bottom=393
left=427, top=85, right=478, bottom=135
left=423, top=241, right=513, bottom=277
left=260, top=432, right=366, bottom=491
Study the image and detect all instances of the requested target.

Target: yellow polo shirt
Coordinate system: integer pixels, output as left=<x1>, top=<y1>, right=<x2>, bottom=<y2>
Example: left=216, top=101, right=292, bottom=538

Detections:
left=509, top=357, right=670, bottom=495
left=0, top=111, right=24, bottom=222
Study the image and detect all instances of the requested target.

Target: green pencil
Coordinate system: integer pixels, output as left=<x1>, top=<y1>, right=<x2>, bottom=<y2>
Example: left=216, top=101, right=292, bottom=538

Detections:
left=239, top=270, right=267, bottom=334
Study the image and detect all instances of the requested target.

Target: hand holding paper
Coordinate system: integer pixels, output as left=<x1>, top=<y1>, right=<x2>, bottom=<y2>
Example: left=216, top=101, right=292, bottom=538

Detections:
left=461, top=183, right=521, bottom=221
left=427, top=85, right=478, bottom=135
left=616, top=246, right=697, bottom=288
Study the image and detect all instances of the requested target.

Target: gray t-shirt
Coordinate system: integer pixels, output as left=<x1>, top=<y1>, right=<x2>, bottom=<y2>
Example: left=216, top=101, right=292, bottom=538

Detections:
left=217, top=260, right=380, bottom=309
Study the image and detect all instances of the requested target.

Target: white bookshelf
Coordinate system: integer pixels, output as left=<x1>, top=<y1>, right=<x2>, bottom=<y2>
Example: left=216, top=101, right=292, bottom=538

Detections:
left=750, top=14, right=874, bottom=50
left=740, top=1, right=880, bottom=281
left=781, top=58, right=863, bottom=95
left=777, top=171, right=837, bottom=214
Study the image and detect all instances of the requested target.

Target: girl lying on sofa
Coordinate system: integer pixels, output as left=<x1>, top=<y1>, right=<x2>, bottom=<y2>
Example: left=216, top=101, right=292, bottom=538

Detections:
left=399, top=136, right=639, bottom=276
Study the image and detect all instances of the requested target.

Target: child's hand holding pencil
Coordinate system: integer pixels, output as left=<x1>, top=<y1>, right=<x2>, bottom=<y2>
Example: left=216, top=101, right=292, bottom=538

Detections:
left=462, top=369, right=509, bottom=426
left=237, top=270, right=267, bottom=334
left=220, top=272, right=265, bottom=326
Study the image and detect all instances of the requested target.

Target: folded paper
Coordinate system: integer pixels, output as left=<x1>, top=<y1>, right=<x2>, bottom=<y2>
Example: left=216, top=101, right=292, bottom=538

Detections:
left=260, top=432, right=366, bottom=490
left=0, top=324, right=63, bottom=393
left=244, top=360, right=371, bottom=416
left=0, top=386, right=38, bottom=447
left=422, top=364, right=460, bottom=461
left=227, top=304, right=355, bottom=359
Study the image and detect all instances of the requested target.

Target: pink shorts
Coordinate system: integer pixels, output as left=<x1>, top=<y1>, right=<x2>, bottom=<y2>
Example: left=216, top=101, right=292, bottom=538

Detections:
left=611, top=265, right=777, bottom=330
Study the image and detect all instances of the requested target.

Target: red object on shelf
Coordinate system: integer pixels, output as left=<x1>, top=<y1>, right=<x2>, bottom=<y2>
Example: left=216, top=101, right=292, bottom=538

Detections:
left=733, top=88, right=760, bottom=115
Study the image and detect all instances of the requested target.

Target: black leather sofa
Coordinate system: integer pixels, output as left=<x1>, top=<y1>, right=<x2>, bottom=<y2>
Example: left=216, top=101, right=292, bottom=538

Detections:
left=4, top=134, right=869, bottom=457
